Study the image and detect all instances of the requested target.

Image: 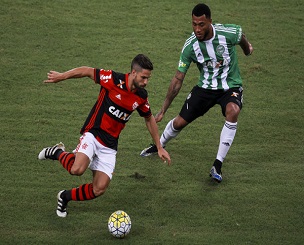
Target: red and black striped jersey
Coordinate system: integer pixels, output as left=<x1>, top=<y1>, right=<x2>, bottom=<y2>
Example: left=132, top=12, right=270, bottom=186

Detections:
left=80, top=69, right=152, bottom=150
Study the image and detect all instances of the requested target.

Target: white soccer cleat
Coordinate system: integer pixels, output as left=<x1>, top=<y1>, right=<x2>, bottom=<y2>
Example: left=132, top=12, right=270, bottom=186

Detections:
left=38, top=142, right=65, bottom=160
left=56, top=190, right=68, bottom=218
left=209, top=166, right=222, bottom=183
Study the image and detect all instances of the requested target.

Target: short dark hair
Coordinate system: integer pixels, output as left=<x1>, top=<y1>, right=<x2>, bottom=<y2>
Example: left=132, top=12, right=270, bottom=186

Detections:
left=192, top=3, right=211, bottom=19
left=131, top=54, right=153, bottom=72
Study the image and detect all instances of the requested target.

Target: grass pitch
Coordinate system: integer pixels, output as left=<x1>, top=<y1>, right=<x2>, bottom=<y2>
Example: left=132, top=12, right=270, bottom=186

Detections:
left=0, top=0, right=303, bottom=244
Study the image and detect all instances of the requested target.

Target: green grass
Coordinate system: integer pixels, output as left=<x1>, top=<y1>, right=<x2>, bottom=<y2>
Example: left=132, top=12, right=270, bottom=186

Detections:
left=1, top=0, right=303, bottom=244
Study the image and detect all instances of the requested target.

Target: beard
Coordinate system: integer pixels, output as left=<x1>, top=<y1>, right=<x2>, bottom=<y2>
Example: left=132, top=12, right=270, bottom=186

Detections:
left=133, top=80, right=146, bottom=89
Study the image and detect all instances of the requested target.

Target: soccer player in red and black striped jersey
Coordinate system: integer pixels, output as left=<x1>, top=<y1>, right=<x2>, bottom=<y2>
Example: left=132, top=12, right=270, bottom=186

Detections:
left=38, top=54, right=171, bottom=218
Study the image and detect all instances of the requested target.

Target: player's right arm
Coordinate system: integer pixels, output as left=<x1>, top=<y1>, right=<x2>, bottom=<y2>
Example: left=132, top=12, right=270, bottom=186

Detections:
left=239, top=33, right=253, bottom=56
left=44, top=66, right=95, bottom=83
left=155, top=70, right=186, bottom=122
left=144, top=115, right=171, bottom=165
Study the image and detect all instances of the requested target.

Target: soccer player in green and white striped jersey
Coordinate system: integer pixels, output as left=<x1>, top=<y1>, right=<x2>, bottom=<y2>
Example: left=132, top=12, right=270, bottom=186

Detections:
left=140, top=3, right=253, bottom=183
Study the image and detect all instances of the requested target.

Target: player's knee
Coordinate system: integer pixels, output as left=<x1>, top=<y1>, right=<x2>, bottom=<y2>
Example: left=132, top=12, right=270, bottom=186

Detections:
left=70, top=166, right=86, bottom=176
left=173, top=116, right=188, bottom=130
left=225, top=103, right=240, bottom=122
left=93, top=186, right=107, bottom=197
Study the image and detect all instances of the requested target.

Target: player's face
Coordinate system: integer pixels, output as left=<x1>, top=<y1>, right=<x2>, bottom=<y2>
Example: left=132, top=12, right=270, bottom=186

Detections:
left=192, top=14, right=212, bottom=41
left=132, top=69, right=151, bottom=89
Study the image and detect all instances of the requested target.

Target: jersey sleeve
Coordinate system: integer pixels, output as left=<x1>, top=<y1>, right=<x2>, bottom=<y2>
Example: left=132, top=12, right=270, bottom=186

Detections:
left=94, top=69, right=113, bottom=85
left=94, top=68, right=100, bottom=83
left=177, top=39, right=193, bottom=73
left=225, top=24, right=243, bottom=45
left=236, top=25, right=242, bottom=44
left=137, top=100, right=152, bottom=118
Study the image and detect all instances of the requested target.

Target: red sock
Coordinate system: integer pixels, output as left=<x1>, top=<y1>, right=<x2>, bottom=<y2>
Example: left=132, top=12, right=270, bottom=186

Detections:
left=71, top=183, right=96, bottom=201
left=58, top=152, right=75, bottom=173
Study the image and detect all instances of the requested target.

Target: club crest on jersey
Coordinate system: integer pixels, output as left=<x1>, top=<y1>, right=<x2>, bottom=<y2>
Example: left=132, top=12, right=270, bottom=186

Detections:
left=216, top=45, right=225, bottom=55
left=145, top=102, right=150, bottom=109
left=109, top=106, right=131, bottom=121
left=132, top=102, right=139, bottom=110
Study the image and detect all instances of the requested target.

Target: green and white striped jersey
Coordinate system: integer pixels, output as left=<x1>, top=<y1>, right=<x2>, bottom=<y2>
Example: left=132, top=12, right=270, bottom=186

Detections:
left=178, top=23, right=243, bottom=90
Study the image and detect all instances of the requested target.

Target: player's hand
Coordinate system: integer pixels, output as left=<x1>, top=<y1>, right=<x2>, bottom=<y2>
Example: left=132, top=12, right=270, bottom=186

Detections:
left=154, top=111, right=164, bottom=123
left=158, top=147, right=171, bottom=165
left=44, top=71, right=63, bottom=83
left=248, top=43, right=253, bottom=56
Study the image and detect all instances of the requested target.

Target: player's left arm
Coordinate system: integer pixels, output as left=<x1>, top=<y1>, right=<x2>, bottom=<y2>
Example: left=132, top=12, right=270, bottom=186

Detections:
left=44, top=66, right=95, bottom=83
left=239, top=33, right=253, bottom=56
left=144, top=115, right=171, bottom=165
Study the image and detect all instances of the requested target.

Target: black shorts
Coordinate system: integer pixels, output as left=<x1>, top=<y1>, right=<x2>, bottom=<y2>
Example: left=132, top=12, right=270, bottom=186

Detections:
left=179, top=86, right=243, bottom=123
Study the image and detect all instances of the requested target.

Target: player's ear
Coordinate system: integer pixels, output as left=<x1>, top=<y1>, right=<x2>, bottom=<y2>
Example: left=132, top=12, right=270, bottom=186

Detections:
left=131, top=69, right=137, bottom=76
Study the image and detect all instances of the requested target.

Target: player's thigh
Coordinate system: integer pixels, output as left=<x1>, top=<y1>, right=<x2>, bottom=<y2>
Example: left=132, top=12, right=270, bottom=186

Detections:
left=218, top=88, right=243, bottom=117
left=72, top=132, right=96, bottom=174
left=72, top=152, right=91, bottom=174
left=89, top=142, right=117, bottom=180
left=179, top=86, right=216, bottom=123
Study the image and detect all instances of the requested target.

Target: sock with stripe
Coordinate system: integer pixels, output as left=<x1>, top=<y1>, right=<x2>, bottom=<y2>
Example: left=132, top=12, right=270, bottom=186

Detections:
left=216, top=121, right=238, bottom=164
left=61, top=183, right=96, bottom=203
left=160, top=119, right=180, bottom=147
left=58, top=152, right=75, bottom=173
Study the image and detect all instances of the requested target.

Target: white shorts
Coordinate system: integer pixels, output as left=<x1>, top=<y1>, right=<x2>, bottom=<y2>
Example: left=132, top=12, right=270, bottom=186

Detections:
left=74, top=132, right=117, bottom=179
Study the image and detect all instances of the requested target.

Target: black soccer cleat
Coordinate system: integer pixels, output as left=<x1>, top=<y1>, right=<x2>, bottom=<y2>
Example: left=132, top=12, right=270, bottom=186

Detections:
left=140, top=144, right=158, bottom=157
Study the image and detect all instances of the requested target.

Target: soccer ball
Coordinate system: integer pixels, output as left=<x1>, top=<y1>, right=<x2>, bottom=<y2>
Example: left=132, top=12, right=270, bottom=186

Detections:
left=108, top=210, right=131, bottom=238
